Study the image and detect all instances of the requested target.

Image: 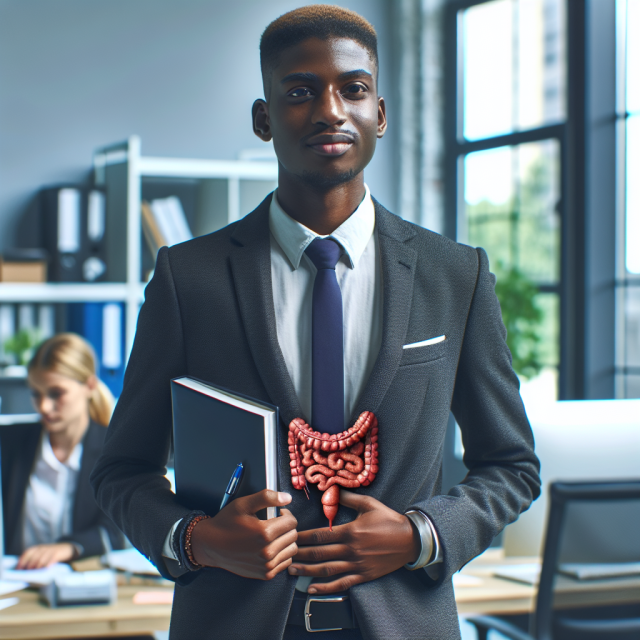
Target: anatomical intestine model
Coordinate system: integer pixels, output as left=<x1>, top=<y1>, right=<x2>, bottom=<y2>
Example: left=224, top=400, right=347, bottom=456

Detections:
left=288, top=411, right=379, bottom=530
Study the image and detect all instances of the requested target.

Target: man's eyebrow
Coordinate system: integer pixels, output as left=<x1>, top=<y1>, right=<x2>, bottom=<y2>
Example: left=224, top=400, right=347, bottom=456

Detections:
left=280, top=72, right=319, bottom=84
left=279, top=69, right=374, bottom=85
left=338, top=69, right=373, bottom=81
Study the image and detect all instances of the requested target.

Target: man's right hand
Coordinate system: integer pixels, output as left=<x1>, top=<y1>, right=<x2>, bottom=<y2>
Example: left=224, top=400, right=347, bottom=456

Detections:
left=190, top=489, right=298, bottom=580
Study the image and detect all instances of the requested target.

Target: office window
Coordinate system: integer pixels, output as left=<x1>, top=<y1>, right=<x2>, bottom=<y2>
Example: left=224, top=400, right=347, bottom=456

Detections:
left=453, top=0, right=566, bottom=400
left=462, top=0, right=565, bottom=141
left=616, top=0, right=640, bottom=398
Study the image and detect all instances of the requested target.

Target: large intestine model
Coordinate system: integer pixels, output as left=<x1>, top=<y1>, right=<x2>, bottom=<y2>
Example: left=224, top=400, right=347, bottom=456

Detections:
left=288, top=411, right=379, bottom=530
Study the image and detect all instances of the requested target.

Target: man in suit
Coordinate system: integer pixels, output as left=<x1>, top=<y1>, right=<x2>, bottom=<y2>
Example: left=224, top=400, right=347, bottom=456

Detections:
left=91, top=6, right=540, bottom=639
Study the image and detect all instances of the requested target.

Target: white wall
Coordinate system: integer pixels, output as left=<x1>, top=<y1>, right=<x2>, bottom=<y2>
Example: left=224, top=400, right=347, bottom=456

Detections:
left=0, top=0, right=398, bottom=251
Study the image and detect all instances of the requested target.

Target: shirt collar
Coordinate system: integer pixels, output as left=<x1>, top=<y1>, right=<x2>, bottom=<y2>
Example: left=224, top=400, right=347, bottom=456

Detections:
left=41, top=431, right=83, bottom=472
left=269, top=184, right=375, bottom=270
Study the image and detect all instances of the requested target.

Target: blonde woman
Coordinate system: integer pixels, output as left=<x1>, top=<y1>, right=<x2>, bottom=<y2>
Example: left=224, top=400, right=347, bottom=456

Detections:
left=0, top=333, right=124, bottom=569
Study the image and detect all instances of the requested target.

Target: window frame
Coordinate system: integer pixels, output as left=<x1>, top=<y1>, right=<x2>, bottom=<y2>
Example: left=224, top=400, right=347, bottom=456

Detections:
left=445, top=0, right=619, bottom=400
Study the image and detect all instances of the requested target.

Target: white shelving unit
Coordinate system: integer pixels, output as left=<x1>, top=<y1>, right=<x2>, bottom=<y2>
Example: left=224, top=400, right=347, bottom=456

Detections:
left=0, top=136, right=278, bottom=360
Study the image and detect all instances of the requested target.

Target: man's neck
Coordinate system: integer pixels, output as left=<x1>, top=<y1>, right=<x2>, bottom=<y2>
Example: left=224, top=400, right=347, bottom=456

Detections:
left=276, top=170, right=366, bottom=236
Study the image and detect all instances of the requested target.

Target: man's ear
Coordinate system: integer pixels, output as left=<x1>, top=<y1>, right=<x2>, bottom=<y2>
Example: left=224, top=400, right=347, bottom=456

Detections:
left=252, top=99, right=272, bottom=142
left=377, top=97, right=387, bottom=139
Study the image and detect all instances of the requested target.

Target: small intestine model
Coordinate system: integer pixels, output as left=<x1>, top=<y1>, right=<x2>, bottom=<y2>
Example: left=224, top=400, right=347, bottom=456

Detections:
left=288, top=411, right=379, bottom=530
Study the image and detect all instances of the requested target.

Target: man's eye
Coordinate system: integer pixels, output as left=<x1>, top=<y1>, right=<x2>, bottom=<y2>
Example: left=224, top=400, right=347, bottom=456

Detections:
left=289, top=88, right=312, bottom=98
left=345, top=84, right=367, bottom=95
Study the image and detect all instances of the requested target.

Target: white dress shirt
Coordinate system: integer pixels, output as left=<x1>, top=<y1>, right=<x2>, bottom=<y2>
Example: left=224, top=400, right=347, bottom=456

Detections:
left=23, top=432, right=82, bottom=549
left=269, top=184, right=382, bottom=426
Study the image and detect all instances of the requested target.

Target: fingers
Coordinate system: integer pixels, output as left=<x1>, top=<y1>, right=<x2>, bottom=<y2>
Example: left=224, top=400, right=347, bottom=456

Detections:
left=264, top=528, right=298, bottom=560
left=307, top=574, right=364, bottom=595
left=264, top=509, right=298, bottom=541
left=264, top=556, right=295, bottom=580
left=18, top=546, right=49, bottom=570
left=265, top=541, right=298, bottom=575
left=297, top=525, right=347, bottom=546
left=235, top=489, right=292, bottom=515
left=288, top=559, right=353, bottom=578
left=338, top=490, right=377, bottom=511
left=293, top=543, right=350, bottom=564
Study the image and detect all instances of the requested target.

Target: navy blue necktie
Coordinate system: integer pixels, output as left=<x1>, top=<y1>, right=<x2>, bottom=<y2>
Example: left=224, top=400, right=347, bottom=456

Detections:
left=305, top=238, right=344, bottom=435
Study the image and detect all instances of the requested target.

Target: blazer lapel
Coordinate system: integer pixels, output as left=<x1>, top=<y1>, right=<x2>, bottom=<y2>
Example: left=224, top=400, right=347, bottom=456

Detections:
left=228, top=196, right=305, bottom=427
left=349, top=202, right=418, bottom=424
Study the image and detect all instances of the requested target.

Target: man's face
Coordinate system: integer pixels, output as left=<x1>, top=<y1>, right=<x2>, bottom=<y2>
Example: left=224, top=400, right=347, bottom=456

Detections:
left=254, top=37, right=386, bottom=188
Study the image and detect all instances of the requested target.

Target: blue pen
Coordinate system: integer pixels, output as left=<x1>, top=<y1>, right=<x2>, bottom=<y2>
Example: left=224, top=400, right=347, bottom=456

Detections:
left=220, top=463, right=244, bottom=510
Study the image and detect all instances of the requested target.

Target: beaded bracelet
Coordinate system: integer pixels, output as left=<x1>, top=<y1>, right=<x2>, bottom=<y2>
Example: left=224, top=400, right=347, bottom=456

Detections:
left=173, top=510, right=208, bottom=571
left=184, top=514, right=210, bottom=568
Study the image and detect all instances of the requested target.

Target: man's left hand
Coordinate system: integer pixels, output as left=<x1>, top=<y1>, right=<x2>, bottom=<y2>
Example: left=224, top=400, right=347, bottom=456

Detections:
left=288, top=490, right=420, bottom=594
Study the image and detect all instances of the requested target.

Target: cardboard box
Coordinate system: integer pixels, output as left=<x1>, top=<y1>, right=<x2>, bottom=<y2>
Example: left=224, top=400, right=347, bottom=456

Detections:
left=0, top=259, right=47, bottom=283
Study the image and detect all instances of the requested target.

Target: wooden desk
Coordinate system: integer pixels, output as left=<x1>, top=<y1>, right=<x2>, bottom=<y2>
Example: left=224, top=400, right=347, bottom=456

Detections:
left=1, top=551, right=638, bottom=638
left=455, top=549, right=640, bottom=616
left=0, top=585, right=171, bottom=640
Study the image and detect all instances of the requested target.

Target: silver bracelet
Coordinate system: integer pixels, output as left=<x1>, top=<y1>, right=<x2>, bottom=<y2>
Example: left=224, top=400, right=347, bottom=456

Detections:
left=404, top=510, right=434, bottom=570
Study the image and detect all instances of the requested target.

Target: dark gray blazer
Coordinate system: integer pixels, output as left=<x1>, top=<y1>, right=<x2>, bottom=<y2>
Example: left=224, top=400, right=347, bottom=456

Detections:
left=91, top=197, right=540, bottom=640
left=1, top=420, right=124, bottom=558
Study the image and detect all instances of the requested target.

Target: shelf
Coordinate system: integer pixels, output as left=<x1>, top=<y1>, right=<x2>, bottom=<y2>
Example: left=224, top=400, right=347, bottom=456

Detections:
left=0, top=283, right=145, bottom=303
left=138, top=156, right=278, bottom=180
left=0, top=413, right=40, bottom=426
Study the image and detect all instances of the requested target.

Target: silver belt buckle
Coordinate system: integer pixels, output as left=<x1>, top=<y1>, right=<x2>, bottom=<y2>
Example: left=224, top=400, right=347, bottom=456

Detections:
left=304, top=594, right=349, bottom=632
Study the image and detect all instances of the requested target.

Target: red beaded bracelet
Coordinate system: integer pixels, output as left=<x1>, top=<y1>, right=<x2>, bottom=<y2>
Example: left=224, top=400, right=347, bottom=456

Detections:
left=184, top=514, right=210, bottom=568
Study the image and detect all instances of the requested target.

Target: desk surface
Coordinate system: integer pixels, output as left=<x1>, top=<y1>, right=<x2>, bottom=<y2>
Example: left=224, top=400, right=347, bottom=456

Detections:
left=1, top=551, right=638, bottom=639
left=0, top=585, right=171, bottom=640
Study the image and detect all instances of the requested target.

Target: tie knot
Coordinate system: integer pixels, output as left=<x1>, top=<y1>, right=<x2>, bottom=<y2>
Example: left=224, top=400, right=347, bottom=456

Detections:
left=305, top=238, right=342, bottom=271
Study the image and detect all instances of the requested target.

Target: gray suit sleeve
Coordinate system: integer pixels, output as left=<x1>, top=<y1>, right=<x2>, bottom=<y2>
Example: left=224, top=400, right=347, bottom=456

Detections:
left=412, top=247, right=541, bottom=581
left=90, top=247, right=193, bottom=581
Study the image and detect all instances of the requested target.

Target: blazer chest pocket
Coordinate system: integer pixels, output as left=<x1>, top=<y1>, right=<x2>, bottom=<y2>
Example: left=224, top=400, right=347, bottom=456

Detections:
left=399, top=337, right=448, bottom=366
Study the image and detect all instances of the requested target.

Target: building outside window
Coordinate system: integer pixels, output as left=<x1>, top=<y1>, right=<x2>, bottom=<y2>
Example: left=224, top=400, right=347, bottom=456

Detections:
left=616, top=0, right=640, bottom=398
left=453, top=0, right=566, bottom=403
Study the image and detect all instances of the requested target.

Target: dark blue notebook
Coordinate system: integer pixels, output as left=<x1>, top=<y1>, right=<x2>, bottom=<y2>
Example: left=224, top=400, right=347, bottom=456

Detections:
left=170, top=377, right=279, bottom=518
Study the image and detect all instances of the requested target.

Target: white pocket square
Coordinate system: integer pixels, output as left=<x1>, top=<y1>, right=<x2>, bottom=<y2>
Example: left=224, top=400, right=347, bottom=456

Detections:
left=403, top=335, right=446, bottom=349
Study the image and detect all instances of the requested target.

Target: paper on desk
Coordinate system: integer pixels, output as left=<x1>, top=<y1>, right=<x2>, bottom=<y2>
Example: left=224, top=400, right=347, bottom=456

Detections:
left=133, top=590, right=174, bottom=605
left=0, top=597, right=19, bottom=611
left=2, top=556, right=72, bottom=587
left=102, top=548, right=160, bottom=576
left=493, top=563, right=541, bottom=585
left=559, top=562, right=640, bottom=580
left=0, top=580, right=28, bottom=596
left=452, top=574, right=483, bottom=587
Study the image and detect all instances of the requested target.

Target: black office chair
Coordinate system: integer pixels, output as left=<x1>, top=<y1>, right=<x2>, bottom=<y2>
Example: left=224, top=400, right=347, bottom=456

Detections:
left=468, top=480, right=640, bottom=640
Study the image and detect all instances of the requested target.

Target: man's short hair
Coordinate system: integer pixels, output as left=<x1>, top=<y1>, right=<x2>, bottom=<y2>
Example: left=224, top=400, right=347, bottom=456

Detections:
left=260, top=4, right=378, bottom=91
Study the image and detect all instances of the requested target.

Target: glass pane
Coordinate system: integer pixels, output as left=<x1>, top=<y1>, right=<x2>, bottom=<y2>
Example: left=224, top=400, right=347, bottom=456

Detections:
left=624, top=286, right=640, bottom=367
left=461, top=140, right=560, bottom=391
left=462, top=0, right=565, bottom=141
left=536, top=292, right=559, bottom=368
left=627, top=114, right=640, bottom=273
left=627, top=0, right=640, bottom=114
left=462, top=140, right=561, bottom=283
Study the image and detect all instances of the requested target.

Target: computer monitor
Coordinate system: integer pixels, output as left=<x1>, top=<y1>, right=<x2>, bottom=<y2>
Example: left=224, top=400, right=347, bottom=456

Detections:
left=0, top=411, right=40, bottom=577
left=503, top=398, right=640, bottom=558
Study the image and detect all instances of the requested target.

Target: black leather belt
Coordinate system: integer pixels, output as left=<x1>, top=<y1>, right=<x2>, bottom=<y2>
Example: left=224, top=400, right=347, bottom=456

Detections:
left=287, top=591, right=357, bottom=632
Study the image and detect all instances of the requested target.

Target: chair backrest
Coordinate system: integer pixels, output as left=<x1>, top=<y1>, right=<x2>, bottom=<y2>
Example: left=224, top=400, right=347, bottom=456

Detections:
left=532, top=480, right=640, bottom=640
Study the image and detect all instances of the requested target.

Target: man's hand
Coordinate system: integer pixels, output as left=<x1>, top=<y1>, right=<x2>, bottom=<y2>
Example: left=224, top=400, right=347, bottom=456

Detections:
left=288, top=490, right=420, bottom=594
left=190, top=489, right=298, bottom=580
left=17, top=542, right=76, bottom=569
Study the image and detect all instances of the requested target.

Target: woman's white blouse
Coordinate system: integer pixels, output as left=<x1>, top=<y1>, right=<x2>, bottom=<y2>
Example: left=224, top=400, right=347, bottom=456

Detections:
left=22, top=432, right=83, bottom=549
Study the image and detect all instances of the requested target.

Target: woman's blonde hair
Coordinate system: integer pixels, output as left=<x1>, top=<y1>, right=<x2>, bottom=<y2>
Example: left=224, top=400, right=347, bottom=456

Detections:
left=28, top=333, right=115, bottom=427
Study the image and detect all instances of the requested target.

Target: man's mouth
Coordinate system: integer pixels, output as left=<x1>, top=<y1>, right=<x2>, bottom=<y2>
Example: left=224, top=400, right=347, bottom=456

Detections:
left=307, top=133, right=355, bottom=156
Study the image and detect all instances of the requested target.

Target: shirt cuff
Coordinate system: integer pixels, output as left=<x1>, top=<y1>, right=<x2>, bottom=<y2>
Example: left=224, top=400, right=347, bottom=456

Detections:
left=404, top=510, right=442, bottom=570
left=162, top=519, right=183, bottom=560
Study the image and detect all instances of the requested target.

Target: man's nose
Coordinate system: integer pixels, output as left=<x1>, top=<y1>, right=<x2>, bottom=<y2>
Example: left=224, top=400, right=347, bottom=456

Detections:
left=311, top=87, right=347, bottom=127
